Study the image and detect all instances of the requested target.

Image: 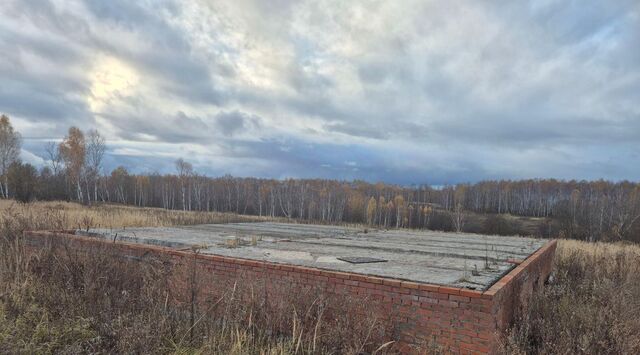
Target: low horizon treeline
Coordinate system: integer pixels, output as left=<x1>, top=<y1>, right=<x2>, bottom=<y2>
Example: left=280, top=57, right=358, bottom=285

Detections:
left=1, top=114, right=639, bottom=243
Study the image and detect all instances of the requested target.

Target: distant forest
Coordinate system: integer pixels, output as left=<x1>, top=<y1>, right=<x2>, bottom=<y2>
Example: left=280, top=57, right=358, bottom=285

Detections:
left=2, top=115, right=639, bottom=243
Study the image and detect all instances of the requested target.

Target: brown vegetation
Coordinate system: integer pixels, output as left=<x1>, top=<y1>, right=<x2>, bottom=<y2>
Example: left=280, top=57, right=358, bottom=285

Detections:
left=0, top=202, right=394, bottom=354
left=1, top=201, right=639, bottom=354
left=501, top=240, right=640, bottom=354
left=0, top=200, right=261, bottom=230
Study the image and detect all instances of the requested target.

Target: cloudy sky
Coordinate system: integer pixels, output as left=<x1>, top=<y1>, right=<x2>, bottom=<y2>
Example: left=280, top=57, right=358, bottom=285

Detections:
left=1, top=0, right=639, bottom=184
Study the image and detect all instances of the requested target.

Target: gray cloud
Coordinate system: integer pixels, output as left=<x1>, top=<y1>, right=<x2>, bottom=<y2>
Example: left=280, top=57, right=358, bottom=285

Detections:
left=215, top=111, right=262, bottom=137
left=103, top=111, right=211, bottom=144
left=323, top=122, right=390, bottom=140
left=1, top=0, right=639, bottom=183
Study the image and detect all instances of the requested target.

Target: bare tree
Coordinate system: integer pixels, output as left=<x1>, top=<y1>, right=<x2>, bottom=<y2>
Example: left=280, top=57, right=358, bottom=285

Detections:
left=86, top=129, right=106, bottom=203
left=451, top=185, right=467, bottom=232
left=175, top=158, right=193, bottom=211
left=452, top=203, right=465, bottom=232
left=366, top=197, right=377, bottom=225
left=45, top=141, right=63, bottom=175
left=276, top=179, right=295, bottom=218
left=0, top=114, right=22, bottom=198
left=394, top=195, right=405, bottom=228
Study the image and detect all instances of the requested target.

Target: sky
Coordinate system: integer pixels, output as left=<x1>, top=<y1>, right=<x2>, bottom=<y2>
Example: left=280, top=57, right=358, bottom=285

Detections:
left=1, top=0, right=639, bottom=185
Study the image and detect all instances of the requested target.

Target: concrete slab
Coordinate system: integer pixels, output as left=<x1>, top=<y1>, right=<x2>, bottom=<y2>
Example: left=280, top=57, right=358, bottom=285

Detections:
left=79, top=222, right=547, bottom=290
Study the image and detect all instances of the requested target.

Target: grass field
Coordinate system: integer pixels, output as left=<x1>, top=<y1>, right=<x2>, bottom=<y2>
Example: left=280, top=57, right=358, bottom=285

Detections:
left=1, top=201, right=639, bottom=354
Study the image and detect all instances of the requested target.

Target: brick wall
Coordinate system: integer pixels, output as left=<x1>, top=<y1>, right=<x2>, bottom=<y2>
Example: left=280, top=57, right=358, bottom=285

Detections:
left=23, top=230, right=556, bottom=354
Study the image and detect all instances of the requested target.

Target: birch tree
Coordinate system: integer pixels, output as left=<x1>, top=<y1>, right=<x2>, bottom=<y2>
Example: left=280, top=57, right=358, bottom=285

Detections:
left=394, top=195, right=405, bottom=228
left=86, top=129, right=106, bottom=203
left=59, top=127, right=86, bottom=202
left=0, top=114, right=22, bottom=198
left=366, top=196, right=377, bottom=225
left=175, top=158, right=193, bottom=211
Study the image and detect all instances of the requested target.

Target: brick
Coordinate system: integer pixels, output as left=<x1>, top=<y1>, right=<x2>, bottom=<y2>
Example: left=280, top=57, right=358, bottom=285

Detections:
left=459, top=288, right=483, bottom=298
left=326, top=272, right=346, bottom=280
left=427, top=291, right=450, bottom=300
left=401, top=294, right=418, bottom=302
left=438, top=286, right=462, bottom=295
left=382, top=279, right=403, bottom=287
left=418, top=296, right=438, bottom=305
left=400, top=281, right=421, bottom=290
left=482, top=288, right=499, bottom=299
left=438, top=299, right=459, bottom=308
left=418, top=283, right=440, bottom=292
left=349, top=274, right=370, bottom=282
left=359, top=282, right=377, bottom=289
left=374, top=283, right=393, bottom=292
left=450, top=295, right=471, bottom=303
left=392, top=287, right=411, bottom=295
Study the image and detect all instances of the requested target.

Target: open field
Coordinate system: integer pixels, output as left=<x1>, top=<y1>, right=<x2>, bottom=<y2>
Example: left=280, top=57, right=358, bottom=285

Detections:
left=1, top=201, right=639, bottom=354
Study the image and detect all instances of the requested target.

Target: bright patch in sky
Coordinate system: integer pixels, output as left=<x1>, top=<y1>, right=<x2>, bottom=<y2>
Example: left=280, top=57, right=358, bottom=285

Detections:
left=88, top=56, right=139, bottom=113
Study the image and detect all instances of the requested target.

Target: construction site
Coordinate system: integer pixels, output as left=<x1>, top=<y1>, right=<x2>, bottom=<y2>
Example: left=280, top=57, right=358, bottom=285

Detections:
left=26, top=222, right=557, bottom=354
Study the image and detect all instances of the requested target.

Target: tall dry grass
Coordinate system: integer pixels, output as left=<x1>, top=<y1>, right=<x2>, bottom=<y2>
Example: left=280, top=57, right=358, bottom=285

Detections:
left=0, top=200, right=263, bottom=231
left=3, top=201, right=639, bottom=354
left=0, top=201, right=394, bottom=354
left=501, top=239, right=640, bottom=354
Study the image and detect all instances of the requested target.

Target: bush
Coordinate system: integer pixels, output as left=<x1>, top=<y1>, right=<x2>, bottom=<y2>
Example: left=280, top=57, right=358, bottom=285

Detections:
left=7, top=162, right=38, bottom=203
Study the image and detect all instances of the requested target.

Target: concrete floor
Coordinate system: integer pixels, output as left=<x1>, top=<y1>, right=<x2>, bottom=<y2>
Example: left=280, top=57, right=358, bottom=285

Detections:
left=80, top=222, right=547, bottom=290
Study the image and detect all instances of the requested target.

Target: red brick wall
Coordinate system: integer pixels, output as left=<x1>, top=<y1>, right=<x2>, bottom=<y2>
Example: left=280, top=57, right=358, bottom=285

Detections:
left=484, top=239, right=557, bottom=335
left=23, top=231, right=556, bottom=354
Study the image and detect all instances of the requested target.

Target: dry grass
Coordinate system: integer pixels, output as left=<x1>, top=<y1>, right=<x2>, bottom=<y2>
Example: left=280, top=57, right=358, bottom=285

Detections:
left=501, top=239, right=640, bottom=354
left=0, top=200, right=263, bottom=231
left=556, top=238, right=640, bottom=258
left=2, top=201, right=639, bottom=354
left=0, top=201, right=394, bottom=354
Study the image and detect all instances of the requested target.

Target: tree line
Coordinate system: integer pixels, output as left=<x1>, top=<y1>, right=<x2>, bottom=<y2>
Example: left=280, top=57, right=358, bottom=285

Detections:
left=1, top=114, right=639, bottom=242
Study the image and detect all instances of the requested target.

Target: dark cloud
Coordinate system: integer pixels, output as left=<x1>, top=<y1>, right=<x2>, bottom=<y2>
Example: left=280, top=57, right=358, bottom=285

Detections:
left=215, top=111, right=261, bottom=137
left=0, top=83, right=90, bottom=126
left=103, top=111, right=213, bottom=144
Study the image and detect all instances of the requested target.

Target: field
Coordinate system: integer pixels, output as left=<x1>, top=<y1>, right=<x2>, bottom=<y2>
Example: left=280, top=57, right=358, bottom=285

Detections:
left=1, top=201, right=639, bottom=354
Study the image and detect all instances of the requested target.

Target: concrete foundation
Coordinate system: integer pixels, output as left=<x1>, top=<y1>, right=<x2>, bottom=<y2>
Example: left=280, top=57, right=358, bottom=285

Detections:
left=25, top=222, right=556, bottom=354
